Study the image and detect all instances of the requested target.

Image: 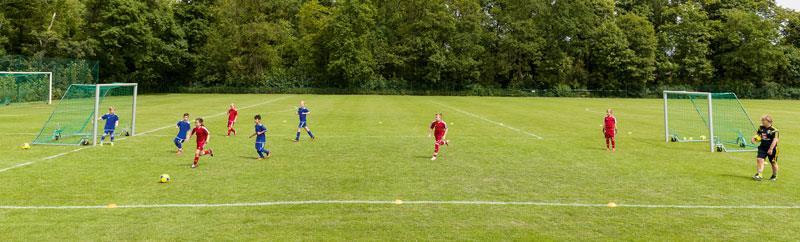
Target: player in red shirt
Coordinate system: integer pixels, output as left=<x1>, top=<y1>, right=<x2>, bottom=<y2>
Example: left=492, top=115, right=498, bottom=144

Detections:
left=428, top=113, right=449, bottom=160
left=227, top=103, right=238, bottom=136
left=603, top=109, right=617, bottom=151
left=189, top=118, right=214, bottom=168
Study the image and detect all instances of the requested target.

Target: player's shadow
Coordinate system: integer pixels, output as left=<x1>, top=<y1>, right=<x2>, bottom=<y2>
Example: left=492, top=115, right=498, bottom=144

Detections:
left=718, top=173, right=754, bottom=180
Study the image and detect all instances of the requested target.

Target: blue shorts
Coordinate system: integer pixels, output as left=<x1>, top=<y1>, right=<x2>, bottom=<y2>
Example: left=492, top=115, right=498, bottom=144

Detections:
left=298, top=121, right=308, bottom=128
left=255, top=142, right=267, bottom=151
left=174, top=137, right=186, bottom=148
left=104, top=129, right=115, bottom=135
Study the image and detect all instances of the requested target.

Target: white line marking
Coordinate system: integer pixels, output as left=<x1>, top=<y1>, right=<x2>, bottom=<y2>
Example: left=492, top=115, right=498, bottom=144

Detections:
left=0, top=147, right=90, bottom=173
left=434, top=101, right=543, bottom=139
left=0, top=96, right=293, bottom=174
left=0, top=200, right=798, bottom=210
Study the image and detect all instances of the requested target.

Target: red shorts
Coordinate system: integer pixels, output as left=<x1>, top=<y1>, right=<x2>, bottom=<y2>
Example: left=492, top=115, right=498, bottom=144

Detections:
left=227, top=120, right=235, bottom=127
left=605, top=131, right=615, bottom=138
left=196, top=142, right=207, bottom=150
left=435, top=136, right=445, bottom=144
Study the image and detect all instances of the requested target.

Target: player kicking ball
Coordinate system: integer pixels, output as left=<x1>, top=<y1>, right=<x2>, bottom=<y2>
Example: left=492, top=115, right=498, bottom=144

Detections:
left=603, top=109, right=617, bottom=151
left=428, top=113, right=449, bottom=160
left=174, top=113, right=191, bottom=155
left=227, top=103, right=238, bottom=136
left=189, top=118, right=214, bottom=168
left=752, top=115, right=779, bottom=181
left=293, top=100, right=316, bottom=142
left=99, top=106, right=119, bottom=146
left=249, top=114, right=271, bottom=160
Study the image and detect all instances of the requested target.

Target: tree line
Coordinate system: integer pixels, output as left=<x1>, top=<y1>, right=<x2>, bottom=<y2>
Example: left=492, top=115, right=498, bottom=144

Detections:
left=1, top=0, right=800, bottom=97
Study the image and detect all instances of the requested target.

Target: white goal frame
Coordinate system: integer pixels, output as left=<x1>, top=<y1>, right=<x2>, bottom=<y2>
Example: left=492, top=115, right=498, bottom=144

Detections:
left=663, top=91, right=715, bottom=152
left=92, top=83, right=138, bottom=146
left=0, top=71, right=54, bottom=104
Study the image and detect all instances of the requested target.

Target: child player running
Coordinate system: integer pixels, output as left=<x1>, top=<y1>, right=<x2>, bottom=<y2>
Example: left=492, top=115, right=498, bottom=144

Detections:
left=189, top=118, right=214, bottom=168
left=174, top=113, right=191, bottom=155
left=227, top=103, right=238, bottom=136
left=249, top=114, right=271, bottom=159
left=603, top=109, right=617, bottom=151
left=753, top=115, right=779, bottom=181
left=99, top=106, right=119, bottom=146
left=428, top=113, right=449, bottom=160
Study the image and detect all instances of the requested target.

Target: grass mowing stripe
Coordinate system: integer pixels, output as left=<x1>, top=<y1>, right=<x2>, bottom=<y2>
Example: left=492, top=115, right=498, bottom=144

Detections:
left=0, top=96, right=293, bottom=174
left=1, top=200, right=799, bottom=210
left=434, top=101, right=544, bottom=139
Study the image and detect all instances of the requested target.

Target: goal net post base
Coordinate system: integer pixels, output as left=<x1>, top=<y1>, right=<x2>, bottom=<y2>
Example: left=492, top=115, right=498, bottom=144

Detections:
left=663, top=91, right=758, bottom=152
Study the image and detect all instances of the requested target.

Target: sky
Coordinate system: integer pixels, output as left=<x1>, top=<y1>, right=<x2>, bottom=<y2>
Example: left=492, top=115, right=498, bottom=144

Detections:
left=776, top=0, right=800, bottom=10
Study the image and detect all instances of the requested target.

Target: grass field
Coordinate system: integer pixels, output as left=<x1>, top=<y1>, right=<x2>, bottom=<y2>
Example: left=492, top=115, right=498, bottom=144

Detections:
left=0, top=94, right=798, bottom=240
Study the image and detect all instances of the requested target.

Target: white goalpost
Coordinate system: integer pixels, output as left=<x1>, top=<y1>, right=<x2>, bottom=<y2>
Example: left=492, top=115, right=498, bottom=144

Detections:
left=664, top=90, right=758, bottom=152
left=664, top=91, right=714, bottom=152
left=0, top=71, right=54, bottom=104
left=92, top=83, right=138, bottom=146
left=32, top=83, right=138, bottom=146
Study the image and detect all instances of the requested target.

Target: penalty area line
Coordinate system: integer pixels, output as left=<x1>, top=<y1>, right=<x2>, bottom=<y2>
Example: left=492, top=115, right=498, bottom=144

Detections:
left=1, top=200, right=799, bottom=210
left=434, top=101, right=543, bottom=139
left=0, top=96, right=293, bottom=174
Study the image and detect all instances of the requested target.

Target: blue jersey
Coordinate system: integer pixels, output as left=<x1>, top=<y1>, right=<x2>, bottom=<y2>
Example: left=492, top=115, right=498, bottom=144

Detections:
left=255, top=123, right=267, bottom=142
left=298, top=107, right=309, bottom=122
left=102, top=114, right=119, bottom=130
left=176, top=120, right=191, bottom=139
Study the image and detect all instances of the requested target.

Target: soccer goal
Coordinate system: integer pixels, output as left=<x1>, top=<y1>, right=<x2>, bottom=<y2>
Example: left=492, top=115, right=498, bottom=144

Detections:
left=663, top=91, right=758, bottom=152
left=32, top=83, right=137, bottom=146
left=0, top=71, right=53, bottom=104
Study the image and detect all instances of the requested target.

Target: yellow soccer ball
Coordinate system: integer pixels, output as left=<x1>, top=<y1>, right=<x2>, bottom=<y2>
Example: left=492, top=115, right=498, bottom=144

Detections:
left=160, top=174, right=171, bottom=183
left=753, top=135, right=762, bottom=142
left=21, top=143, right=31, bottom=150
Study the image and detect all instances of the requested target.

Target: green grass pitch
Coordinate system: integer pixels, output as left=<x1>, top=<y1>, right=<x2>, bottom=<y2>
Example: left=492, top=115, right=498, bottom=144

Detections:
left=0, top=94, right=798, bottom=240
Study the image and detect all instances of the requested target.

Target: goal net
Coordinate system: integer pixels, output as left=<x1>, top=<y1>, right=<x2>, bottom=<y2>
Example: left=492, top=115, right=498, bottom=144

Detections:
left=664, top=91, right=758, bottom=152
left=0, top=72, right=53, bottom=104
left=32, top=83, right=137, bottom=146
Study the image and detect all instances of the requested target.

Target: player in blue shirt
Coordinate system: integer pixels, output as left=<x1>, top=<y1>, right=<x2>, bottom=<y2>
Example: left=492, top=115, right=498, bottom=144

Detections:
left=294, top=100, right=316, bottom=142
left=99, top=107, right=119, bottom=146
left=174, top=113, right=192, bottom=155
left=249, top=114, right=271, bottom=159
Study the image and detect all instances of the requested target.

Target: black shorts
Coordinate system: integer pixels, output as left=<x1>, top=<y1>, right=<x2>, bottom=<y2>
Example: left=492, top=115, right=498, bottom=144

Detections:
left=757, top=148, right=778, bottom=163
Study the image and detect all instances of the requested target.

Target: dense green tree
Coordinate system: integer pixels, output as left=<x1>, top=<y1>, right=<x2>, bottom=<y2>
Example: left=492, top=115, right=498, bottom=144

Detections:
left=617, top=13, right=658, bottom=95
left=479, top=0, right=545, bottom=89
left=321, top=0, right=380, bottom=88
left=0, top=0, right=798, bottom=97
left=657, top=2, right=716, bottom=86
left=85, top=0, right=188, bottom=88
left=713, top=9, right=785, bottom=91
left=0, top=11, right=8, bottom=55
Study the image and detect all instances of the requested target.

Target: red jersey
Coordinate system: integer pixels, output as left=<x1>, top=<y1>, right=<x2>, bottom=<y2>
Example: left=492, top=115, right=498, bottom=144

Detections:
left=228, top=108, right=238, bottom=121
left=604, top=115, right=617, bottom=132
left=192, top=126, right=210, bottom=145
left=430, top=120, right=447, bottom=138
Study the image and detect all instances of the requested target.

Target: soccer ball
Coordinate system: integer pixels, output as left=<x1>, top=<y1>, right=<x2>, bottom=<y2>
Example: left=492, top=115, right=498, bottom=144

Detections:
left=21, top=143, right=31, bottom=150
left=159, top=174, right=171, bottom=183
left=753, top=135, right=762, bottom=142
